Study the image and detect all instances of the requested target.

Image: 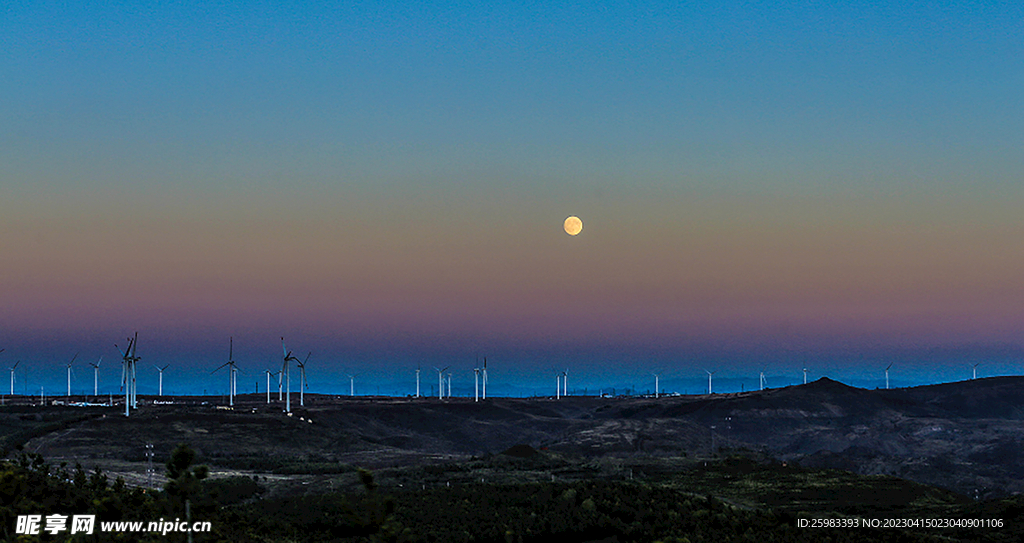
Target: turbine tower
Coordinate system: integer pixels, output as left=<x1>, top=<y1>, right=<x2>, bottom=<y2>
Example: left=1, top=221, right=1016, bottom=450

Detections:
left=885, top=362, right=893, bottom=390
left=972, top=362, right=980, bottom=380
left=555, top=372, right=561, bottom=400
left=652, top=372, right=661, bottom=399
left=706, top=370, right=715, bottom=395
left=435, top=367, right=449, bottom=400
left=88, top=357, right=102, bottom=397
left=129, top=335, right=139, bottom=408
left=213, top=337, right=240, bottom=407
left=803, top=368, right=808, bottom=385
left=154, top=364, right=169, bottom=396
left=348, top=374, right=356, bottom=397
left=66, top=353, right=78, bottom=400
left=562, top=369, right=568, bottom=397
left=473, top=367, right=480, bottom=402
left=482, top=357, right=488, bottom=400
left=115, top=332, right=139, bottom=416
left=277, top=369, right=283, bottom=400
left=9, top=360, right=19, bottom=396
left=265, top=370, right=279, bottom=404
left=296, top=353, right=310, bottom=406
left=415, top=366, right=421, bottom=398
left=759, top=368, right=766, bottom=391
left=281, top=338, right=300, bottom=412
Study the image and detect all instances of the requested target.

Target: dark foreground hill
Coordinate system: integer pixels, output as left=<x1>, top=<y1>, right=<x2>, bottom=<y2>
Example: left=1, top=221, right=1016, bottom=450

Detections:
left=9, top=448, right=1017, bottom=543
left=7, top=376, right=1024, bottom=500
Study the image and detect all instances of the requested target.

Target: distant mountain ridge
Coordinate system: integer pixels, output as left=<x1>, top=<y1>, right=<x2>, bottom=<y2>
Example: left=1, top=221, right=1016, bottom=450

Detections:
left=12, top=375, right=1024, bottom=500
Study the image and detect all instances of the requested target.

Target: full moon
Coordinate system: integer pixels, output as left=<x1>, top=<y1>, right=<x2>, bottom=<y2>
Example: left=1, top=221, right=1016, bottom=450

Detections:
left=563, top=215, right=583, bottom=236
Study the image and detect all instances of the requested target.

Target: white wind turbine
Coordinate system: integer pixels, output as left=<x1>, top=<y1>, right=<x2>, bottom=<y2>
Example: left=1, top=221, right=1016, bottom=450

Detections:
left=348, top=374, right=356, bottom=396
left=265, top=370, right=279, bottom=404
left=115, top=332, right=139, bottom=416
left=473, top=367, right=480, bottom=402
left=281, top=338, right=301, bottom=412
left=296, top=352, right=310, bottom=406
left=154, top=364, right=169, bottom=396
left=652, top=371, right=661, bottom=399
left=446, top=371, right=452, bottom=398
left=213, top=337, right=240, bottom=407
left=562, top=368, right=568, bottom=397
left=276, top=368, right=283, bottom=400
left=802, top=367, right=808, bottom=385
left=66, top=353, right=78, bottom=400
left=972, top=362, right=980, bottom=380
left=88, top=357, right=102, bottom=397
left=706, top=370, right=715, bottom=395
left=884, top=362, right=893, bottom=390
left=759, top=368, right=767, bottom=391
left=415, top=366, right=421, bottom=398
left=435, top=366, right=449, bottom=400
left=555, top=371, right=561, bottom=400
left=482, top=357, right=488, bottom=400
left=9, top=360, right=19, bottom=396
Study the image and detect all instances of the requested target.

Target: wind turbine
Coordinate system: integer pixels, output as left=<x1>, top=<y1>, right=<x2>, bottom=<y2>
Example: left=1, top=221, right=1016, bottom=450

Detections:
left=482, top=357, right=488, bottom=400
left=115, top=332, right=139, bottom=416
left=435, top=367, right=449, bottom=400
left=296, top=352, right=310, bottom=406
left=555, top=372, right=561, bottom=400
left=447, top=371, right=452, bottom=398
left=473, top=367, right=480, bottom=402
left=154, top=364, right=169, bottom=396
left=117, top=340, right=131, bottom=415
left=88, top=357, right=102, bottom=397
left=884, top=362, right=893, bottom=390
left=972, top=362, right=980, bottom=380
left=66, top=353, right=78, bottom=399
left=415, top=366, right=421, bottom=398
left=759, top=368, right=767, bottom=391
left=213, top=337, right=240, bottom=407
left=276, top=368, right=283, bottom=400
left=265, top=370, right=279, bottom=404
left=281, top=338, right=300, bottom=412
left=706, top=370, right=715, bottom=395
left=9, top=360, right=19, bottom=396
left=562, top=368, right=568, bottom=397
left=129, top=335, right=139, bottom=408
left=652, top=371, right=661, bottom=399
left=348, top=374, right=356, bottom=396
left=803, top=368, right=808, bottom=385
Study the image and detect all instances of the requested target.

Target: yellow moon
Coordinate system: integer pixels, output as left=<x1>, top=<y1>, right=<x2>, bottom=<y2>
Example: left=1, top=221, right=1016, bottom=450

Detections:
left=564, top=216, right=583, bottom=236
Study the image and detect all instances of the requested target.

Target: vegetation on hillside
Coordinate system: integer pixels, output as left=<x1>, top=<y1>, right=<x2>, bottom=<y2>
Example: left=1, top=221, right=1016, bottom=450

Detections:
left=2, top=447, right=1021, bottom=542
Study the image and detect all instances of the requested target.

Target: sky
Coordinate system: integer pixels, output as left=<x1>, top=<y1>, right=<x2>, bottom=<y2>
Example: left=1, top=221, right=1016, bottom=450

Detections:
left=2, top=1, right=1023, bottom=397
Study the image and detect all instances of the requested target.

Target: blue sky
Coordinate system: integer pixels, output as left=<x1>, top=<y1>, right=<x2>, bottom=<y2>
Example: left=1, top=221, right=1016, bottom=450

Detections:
left=2, top=1, right=1023, bottom=397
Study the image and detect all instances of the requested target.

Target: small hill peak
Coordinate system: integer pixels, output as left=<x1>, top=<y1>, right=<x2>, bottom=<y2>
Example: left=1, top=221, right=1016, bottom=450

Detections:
left=804, top=376, right=857, bottom=391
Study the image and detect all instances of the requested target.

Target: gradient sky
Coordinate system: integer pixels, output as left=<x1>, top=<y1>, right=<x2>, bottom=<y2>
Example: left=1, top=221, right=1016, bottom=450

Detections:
left=2, top=1, right=1023, bottom=397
